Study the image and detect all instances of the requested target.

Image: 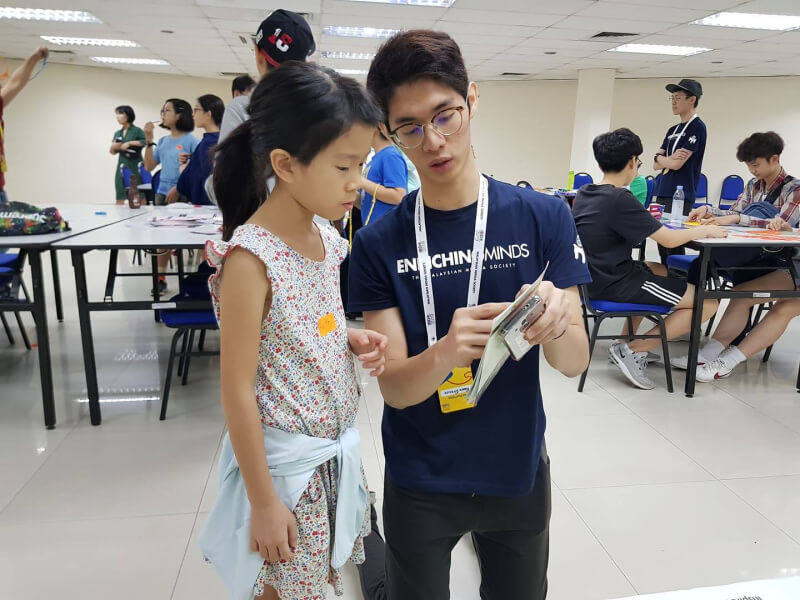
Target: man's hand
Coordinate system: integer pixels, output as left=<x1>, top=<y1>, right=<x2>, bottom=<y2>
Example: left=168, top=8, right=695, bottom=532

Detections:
left=439, top=303, right=510, bottom=368
left=520, top=281, right=572, bottom=346
left=767, top=216, right=792, bottom=232
left=697, top=225, right=728, bottom=239
left=673, top=149, right=691, bottom=160
left=688, top=205, right=712, bottom=222
left=348, top=328, right=388, bottom=377
left=32, top=47, right=49, bottom=62
left=700, top=214, right=739, bottom=226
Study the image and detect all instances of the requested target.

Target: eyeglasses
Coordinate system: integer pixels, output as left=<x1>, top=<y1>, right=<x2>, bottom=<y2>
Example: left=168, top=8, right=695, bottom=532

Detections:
left=668, top=94, right=687, bottom=102
left=193, top=107, right=202, bottom=112
left=636, top=158, right=643, bottom=169
left=388, top=106, right=465, bottom=150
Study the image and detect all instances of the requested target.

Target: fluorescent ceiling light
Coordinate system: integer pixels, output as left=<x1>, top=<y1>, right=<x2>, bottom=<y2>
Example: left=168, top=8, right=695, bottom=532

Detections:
left=609, top=43, right=710, bottom=56
left=692, top=12, right=800, bottom=31
left=335, top=68, right=369, bottom=75
left=323, top=26, right=399, bottom=39
left=321, top=51, right=375, bottom=60
left=0, top=7, right=100, bottom=22
left=91, top=57, right=169, bottom=66
left=344, top=0, right=455, bottom=5
left=42, top=36, right=138, bottom=47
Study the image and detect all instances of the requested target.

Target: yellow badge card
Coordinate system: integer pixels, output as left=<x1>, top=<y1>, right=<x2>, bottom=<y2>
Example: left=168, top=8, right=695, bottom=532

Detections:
left=318, top=313, right=337, bottom=337
left=438, top=367, right=476, bottom=413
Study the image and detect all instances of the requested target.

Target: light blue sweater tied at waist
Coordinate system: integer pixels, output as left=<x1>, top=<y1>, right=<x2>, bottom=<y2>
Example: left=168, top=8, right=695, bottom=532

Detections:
left=198, top=425, right=367, bottom=600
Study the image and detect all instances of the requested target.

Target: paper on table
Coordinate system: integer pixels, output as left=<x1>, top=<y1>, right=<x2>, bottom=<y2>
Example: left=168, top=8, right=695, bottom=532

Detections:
left=467, top=264, right=548, bottom=407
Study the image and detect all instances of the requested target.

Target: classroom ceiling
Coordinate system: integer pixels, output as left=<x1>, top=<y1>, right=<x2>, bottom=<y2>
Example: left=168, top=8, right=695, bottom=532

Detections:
left=1, top=0, right=800, bottom=81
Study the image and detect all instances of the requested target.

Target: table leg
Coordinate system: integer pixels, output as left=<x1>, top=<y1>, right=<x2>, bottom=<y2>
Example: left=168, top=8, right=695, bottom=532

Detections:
left=104, top=249, right=119, bottom=301
left=50, top=249, right=64, bottom=322
left=29, top=249, right=56, bottom=429
left=151, top=253, right=161, bottom=322
left=685, top=247, right=711, bottom=397
left=72, top=249, right=101, bottom=425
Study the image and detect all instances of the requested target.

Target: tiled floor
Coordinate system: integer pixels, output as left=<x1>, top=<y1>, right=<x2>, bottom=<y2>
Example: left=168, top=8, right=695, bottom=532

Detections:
left=1, top=249, right=800, bottom=599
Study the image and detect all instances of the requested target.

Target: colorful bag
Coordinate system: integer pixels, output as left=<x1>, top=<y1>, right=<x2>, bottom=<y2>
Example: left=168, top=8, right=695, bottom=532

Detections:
left=0, top=201, right=69, bottom=236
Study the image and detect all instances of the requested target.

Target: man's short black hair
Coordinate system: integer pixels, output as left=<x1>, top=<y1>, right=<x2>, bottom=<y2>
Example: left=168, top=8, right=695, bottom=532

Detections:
left=115, top=105, right=135, bottom=124
left=593, top=128, right=644, bottom=173
left=367, top=30, right=469, bottom=123
left=231, top=74, right=256, bottom=97
left=736, top=131, right=784, bottom=163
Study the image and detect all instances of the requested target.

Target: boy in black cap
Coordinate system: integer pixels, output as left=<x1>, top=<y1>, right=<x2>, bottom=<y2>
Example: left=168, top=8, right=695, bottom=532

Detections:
left=218, top=9, right=315, bottom=142
left=652, top=78, right=707, bottom=263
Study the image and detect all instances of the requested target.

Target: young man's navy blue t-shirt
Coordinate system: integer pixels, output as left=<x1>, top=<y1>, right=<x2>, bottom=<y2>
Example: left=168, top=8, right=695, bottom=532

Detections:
left=655, top=116, right=707, bottom=203
left=348, top=177, right=591, bottom=497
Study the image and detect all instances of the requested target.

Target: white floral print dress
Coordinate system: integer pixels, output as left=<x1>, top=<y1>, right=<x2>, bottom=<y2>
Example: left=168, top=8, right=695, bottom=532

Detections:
left=206, top=222, right=369, bottom=599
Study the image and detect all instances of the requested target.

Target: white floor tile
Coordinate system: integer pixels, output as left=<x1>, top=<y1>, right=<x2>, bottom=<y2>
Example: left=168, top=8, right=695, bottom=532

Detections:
left=724, top=475, right=800, bottom=545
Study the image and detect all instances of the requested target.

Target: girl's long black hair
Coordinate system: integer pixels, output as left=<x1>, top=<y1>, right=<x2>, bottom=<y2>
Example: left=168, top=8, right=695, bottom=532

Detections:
left=213, top=61, right=383, bottom=241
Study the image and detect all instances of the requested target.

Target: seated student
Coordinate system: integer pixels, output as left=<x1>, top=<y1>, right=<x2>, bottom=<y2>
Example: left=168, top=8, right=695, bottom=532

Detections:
left=673, top=131, right=800, bottom=380
left=629, top=174, right=648, bottom=205
left=572, top=128, right=726, bottom=390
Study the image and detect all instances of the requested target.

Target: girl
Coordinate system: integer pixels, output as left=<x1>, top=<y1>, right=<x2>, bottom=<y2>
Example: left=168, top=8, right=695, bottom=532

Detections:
left=109, top=105, right=146, bottom=205
left=177, top=94, right=224, bottom=205
left=199, top=62, right=387, bottom=600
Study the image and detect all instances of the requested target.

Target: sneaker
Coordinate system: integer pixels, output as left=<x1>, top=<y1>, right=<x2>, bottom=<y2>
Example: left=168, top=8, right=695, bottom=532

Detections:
left=670, top=354, right=705, bottom=371
left=151, top=279, right=167, bottom=297
left=696, top=350, right=738, bottom=383
left=608, top=342, right=655, bottom=390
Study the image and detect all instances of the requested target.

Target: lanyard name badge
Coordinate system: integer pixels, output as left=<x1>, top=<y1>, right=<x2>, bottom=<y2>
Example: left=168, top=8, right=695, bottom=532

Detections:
left=415, top=173, right=489, bottom=413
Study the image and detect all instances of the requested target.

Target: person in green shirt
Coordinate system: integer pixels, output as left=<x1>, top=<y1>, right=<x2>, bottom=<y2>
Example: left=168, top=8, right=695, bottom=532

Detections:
left=629, top=174, right=648, bottom=205
left=109, top=105, right=146, bottom=204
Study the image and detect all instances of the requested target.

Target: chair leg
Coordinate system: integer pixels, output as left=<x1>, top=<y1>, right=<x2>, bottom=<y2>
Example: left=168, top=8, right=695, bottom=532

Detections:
left=657, top=317, right=673, bottom=393
left=1, top=312, right=14, bottom=344
left=704, top=309, right=717, bottom=337
left=160, top=329, right=184, bottom=421
left=763, top=344, right=773, bottom=363
left=626, top=316, right=634, bottom=340
left=181, top=329, right=196, bottom=386
left=796, top=361, right=800, bottom=392
left=13, top=312, right=31, bottom=350
left=177, top=330, right=190, bottom=377
left=578, top=317, right=603, bottom=392
left=198, top=329, right=207, bottom=352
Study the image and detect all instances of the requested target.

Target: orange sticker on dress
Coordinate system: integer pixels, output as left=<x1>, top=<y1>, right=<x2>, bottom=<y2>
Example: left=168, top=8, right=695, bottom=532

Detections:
left=318, top=313, right=336, bottom=337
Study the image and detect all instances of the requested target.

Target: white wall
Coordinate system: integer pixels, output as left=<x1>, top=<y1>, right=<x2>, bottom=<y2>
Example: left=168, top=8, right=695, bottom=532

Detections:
left=4, top=61, right=800, bottom=207
left=3, top=60, right=229, bottom=204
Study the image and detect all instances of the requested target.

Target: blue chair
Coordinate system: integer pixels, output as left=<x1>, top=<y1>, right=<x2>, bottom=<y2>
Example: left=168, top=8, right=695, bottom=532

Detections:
left=121, top=163, right=154, bottom=205
left=573, top=172, right=593, bottom=189
left=578, top=285, right=673, bottom=392
left=157, top=265, right=218, bottom=420
left=720, top=174, right=744, bottom=210
left=645, top=176, right=655, bottom=208
left=694, top=173, right=709, bottom=209
left=516, top=180, right=533, bottom=189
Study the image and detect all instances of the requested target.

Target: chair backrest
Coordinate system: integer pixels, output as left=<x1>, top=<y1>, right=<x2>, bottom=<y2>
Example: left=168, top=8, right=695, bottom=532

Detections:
left=139, top=162, right=153, bottom=185
left=645, top=177, right=655, bottom=207
left=653, top=173, right=663, bottom=198
left=645, top=175, right=654, bottom=181
left=573, top=172, right=593, bottom=189
left=516, top=180, right=533, bottom=189
left=720, top=174, right=744, bottom=202
left=152, top=169, right=161, bottom=194
left=120, top=165, right=131, bottom=188
left=696, top=173, right=708, bottom=199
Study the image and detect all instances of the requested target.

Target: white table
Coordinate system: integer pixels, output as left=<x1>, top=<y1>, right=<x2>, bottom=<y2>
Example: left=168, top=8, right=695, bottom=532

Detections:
left=0, top=204, right=145, bottom=428
left=52, top=207, right=221, bottom=426
left=613, top=576, right=800, bottom=599
left=685, top=228, right=800, bottom=396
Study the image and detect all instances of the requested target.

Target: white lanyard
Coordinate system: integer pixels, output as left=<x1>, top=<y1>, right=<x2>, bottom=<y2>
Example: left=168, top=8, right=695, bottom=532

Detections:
left=415, top=174, right=489, bottom=348
left=669, top=114, right=697, bottom=156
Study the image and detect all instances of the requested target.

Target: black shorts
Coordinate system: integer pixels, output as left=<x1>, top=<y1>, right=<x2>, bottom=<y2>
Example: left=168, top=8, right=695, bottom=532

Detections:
left=603, top=263, right=688, bottom=307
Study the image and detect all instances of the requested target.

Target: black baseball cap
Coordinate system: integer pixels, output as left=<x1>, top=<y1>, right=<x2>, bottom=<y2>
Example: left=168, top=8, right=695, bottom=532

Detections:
left=254, top=9, right=315, bottom=68
left=666, top=78, right=703, bottom=99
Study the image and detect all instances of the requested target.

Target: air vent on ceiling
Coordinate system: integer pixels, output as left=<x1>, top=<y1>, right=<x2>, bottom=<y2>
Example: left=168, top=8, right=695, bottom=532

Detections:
left=219, top=72, right=247, bottom=77
left=48, top=49, right=74, bottom=54
left=500, top=72, right=529, bottom=77
left=591, top=31, right=638, bottom=38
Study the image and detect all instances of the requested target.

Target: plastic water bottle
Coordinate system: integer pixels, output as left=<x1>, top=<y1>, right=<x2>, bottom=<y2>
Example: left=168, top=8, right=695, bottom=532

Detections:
left=671, top=186, right=685, bottom=224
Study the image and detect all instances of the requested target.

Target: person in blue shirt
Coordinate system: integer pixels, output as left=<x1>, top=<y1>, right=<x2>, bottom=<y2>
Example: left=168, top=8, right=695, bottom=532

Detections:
left=359, top=128, right=407, bottom=226
left=177, top=94, right=223, bottom=205
left=349, top=29, right=591, bottom=600
left=143, top=98, right=199, bottom=205
left=143, top=98, right=199, bottom=294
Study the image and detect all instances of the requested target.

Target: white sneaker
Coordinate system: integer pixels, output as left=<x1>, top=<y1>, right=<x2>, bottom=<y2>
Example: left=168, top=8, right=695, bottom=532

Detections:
left=696, top=350, right=738, bottom=382
left=608, top=342, right=655, bottom=390
left=670, top=355, right=705, bottom=371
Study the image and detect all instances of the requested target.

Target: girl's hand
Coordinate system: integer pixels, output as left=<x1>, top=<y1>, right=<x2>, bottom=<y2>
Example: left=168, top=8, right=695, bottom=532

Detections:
left=348, top=328, right=388, bottom=376
left=250, top=498, right=298, bottom=563
left=766, top=216, right=792, bottom=231
left=144, top=121, right=155, bottom=141
left=165, top=186, right=180, bottom=204
left=120, top=142, right=130, bottom=151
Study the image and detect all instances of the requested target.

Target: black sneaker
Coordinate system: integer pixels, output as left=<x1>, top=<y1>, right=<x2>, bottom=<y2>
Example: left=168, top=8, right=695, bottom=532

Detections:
left=151, top=279, right=167, bottom=297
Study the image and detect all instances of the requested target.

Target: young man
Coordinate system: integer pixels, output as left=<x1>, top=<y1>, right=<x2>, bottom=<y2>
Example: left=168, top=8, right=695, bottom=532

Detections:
left=0, top=47, right=48, bottom=205
left=572, top=128, right=725, bottom=390
left=349, top=30, right=591, bottom=600
left=218, top=9, right=315, bottom=143
left=652, top=78, right=707, bottom=264
left=230, top=74, right=255, bottom=99
left=672, top=132, right=800, bottom=381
